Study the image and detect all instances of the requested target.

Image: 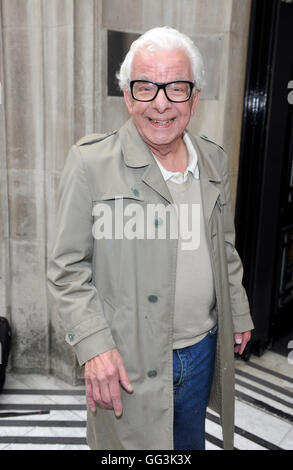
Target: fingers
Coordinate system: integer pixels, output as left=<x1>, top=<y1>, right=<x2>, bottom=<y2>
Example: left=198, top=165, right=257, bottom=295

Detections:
left=234, top=333, right=242, bottom=354
left=85, top=377, right=96, bottom=413
left=85, top=360, right=113, bottom=412
left=118, top=361, right=134, bottom=393
left=98, top=367, right=123, bottom=417
left=96, top=376, right=114, bottom=410
left=108, top=379, right=123, bottom=417
left=103, top=359, right=134, bottom=417
left=84, top=349, right=134, bottom=418
left=234, top=331, right=251, bottom=355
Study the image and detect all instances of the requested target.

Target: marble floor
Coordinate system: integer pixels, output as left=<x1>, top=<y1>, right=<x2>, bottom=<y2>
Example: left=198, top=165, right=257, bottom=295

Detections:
left=0, top=350, right=292, bottom=450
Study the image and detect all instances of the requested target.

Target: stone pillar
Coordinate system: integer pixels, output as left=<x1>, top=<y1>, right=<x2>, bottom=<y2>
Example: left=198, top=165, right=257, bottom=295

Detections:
left=0, top=3, right=11, bottom=370
left=0, top=0, right=101, bottom=384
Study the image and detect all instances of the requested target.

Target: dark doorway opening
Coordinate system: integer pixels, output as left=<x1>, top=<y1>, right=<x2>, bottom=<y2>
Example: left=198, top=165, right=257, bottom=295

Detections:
left=235, top=0, right=293, bottom=358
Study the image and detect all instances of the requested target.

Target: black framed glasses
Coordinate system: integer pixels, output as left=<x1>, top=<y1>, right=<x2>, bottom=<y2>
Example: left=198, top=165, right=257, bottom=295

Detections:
left=130, top=80, right=195, bottom=103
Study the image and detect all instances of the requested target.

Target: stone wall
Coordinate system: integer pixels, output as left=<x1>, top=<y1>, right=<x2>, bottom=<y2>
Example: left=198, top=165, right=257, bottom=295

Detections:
left=0, top=0, right=251, bottom=384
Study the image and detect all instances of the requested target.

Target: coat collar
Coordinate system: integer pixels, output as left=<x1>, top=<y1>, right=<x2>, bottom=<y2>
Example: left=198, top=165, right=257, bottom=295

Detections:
left=189, top=134, right=222, bottom=223
left=119, top=118, right=222, bottom=217
left=119, top=119, right=173, bottom=203
left=188, top=133, right=222, bottom=184
left=119, top=119, right=222, bottom=181
left=119, top=118, right=154, bottom=168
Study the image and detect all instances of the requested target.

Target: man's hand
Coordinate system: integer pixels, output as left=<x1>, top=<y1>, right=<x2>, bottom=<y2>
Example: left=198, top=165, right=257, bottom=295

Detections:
left=85, top=348, right=133, bottom=417
left=234, top=331, right=251, bottom=355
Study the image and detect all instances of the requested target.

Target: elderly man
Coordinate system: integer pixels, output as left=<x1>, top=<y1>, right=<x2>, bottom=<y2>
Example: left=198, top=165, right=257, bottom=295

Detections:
left=47, top=26, right=254, bottom=450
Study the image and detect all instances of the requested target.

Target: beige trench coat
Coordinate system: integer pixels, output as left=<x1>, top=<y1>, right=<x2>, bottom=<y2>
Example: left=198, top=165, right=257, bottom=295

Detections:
left=47, top=118, right=254, bottom=450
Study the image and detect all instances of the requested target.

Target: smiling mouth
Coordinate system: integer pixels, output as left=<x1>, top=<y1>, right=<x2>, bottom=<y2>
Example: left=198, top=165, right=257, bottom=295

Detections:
left=148, top=118, right=175, bottom=125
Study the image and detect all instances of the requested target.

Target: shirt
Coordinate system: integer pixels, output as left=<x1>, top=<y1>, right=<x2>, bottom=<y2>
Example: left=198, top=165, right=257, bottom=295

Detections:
left=152, top=132, right=199, bottom=184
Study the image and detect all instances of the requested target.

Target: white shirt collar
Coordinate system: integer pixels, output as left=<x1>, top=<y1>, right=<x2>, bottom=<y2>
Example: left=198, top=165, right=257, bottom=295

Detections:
left=152, top=132, right=199, bottom=184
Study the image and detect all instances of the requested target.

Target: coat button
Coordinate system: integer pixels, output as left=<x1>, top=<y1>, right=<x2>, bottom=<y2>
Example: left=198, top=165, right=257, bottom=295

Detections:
left=132, top=188, right=140, bottom=197
left=147, top=370, right=157, bottom=378
left=148, top=294, right=158, bottom=303
left=68, top=333, right=74, bottom=342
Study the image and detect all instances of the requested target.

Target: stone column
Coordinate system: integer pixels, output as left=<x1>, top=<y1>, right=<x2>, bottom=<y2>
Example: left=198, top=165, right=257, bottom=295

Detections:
left=0, top=3, right=11, bottom=369
left=0, top=0, right=101, bottom=384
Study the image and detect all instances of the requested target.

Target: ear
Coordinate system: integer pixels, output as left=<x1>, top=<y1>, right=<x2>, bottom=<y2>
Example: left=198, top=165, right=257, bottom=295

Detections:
left=124, top=89, right=134, bottom=115
left=190, top=89, right=201, bottom=116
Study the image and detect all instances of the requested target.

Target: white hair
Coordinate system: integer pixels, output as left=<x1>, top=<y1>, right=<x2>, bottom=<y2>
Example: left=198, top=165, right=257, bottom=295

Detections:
left=116, top=26, right=205, bottom=92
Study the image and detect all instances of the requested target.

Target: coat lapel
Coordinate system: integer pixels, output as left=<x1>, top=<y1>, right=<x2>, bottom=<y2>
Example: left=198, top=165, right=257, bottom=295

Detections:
left=188, top=134, right=221, bottom=224
left=119, top=119, right=222, bottom=215
left=140, top=164, right=174, bottom=204
left=119, top=119, right=174, bottom=204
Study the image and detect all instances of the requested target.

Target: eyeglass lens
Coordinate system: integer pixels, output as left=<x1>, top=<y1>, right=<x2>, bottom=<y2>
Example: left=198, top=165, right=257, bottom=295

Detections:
left=132, top=81, right=192, bottom=102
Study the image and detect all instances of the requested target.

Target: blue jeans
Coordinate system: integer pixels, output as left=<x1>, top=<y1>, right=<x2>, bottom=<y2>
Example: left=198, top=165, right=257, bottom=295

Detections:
left=173, top=325, right=218, bottom=450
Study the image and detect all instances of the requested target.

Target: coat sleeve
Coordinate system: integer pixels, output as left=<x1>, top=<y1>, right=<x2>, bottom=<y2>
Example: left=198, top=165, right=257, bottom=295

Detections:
left=220, top=151, right=255, bottom=333
left=47, top=144, right=117, bottom=366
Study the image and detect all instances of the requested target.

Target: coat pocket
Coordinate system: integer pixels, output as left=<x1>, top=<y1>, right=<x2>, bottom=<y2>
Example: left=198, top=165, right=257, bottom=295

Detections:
left=92, top=188, right=145, bottom=203
left=92, top=193, right=149, bottom=241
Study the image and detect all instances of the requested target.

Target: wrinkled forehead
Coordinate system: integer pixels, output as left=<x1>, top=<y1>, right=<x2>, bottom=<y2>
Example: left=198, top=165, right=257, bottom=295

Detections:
left=131, top=46, right=193, bottom=81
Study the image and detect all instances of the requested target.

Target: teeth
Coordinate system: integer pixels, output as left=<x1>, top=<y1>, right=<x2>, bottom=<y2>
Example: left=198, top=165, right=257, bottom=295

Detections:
left=150, top=119, right=172, bottom=124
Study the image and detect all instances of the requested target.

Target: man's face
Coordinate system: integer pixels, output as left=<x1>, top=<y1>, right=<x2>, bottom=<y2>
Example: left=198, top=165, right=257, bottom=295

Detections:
left=124, top=47, right=200, bottom=150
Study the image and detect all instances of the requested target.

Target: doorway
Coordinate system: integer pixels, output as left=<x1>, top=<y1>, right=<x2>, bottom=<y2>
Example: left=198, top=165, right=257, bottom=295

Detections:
left=235, top=0, right=293, bottom=358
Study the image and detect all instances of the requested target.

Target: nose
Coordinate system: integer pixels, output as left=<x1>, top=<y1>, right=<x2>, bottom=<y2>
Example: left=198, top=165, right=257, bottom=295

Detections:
left=151, top=88, right=172, bottom=113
